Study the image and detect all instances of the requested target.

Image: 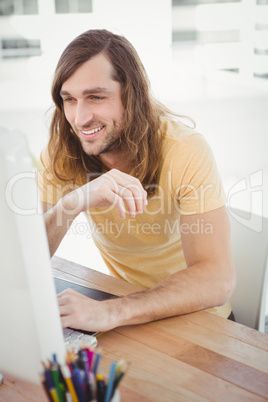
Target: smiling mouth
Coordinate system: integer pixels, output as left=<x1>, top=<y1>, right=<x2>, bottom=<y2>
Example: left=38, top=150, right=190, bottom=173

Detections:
left=81, top=126, right=104, bottom=135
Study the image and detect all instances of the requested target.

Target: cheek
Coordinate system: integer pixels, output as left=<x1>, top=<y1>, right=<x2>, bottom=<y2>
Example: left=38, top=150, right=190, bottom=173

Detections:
left=63, top=106, right=74, bottom=125
left=111, top=103, right=124, bottom=123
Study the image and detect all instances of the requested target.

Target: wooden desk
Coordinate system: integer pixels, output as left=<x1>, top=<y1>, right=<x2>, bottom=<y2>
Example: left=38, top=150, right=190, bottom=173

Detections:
left=1, top=256, right=268, bottom=401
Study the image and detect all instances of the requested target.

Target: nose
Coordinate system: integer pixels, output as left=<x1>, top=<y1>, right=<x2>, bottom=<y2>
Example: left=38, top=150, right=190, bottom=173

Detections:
left=75, top=100, right=93, bottom=128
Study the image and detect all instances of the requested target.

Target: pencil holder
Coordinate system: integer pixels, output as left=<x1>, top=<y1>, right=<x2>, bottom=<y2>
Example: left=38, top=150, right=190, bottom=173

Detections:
left=41, top=344, right=128, bottom=402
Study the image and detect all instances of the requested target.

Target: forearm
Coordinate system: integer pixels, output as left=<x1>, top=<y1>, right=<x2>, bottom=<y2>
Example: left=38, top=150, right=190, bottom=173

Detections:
left=107, top=261, right=235, bottom=328
left=44, top=193, right=81, bottom=256
left=43, top=169, right=148, bottom=256
left=58, top=260, right=234, bottom=333
left=57, top=206, right=235, bottom=331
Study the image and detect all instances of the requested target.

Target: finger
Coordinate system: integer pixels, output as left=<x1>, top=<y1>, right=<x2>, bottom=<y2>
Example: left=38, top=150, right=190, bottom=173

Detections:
left=109, top=170, right=147, bottom=208
left=58, top=304, right=70, bottom=316
left=57, top=293, right=75, bottom=309
left=105, top=191, right=126, bottom=219
left=117, top=186, right=137, bottom=218
left=57, top=293, right=67, bottom=304
left=99, top=170, right=147, bottom=218
left=143, top=189, right=148, bottom=206
left=57, top=289, right=73, bottom=304
left=57, top=288, right=74, bottom=296
left=122, top=183, right=144, bottom=215
left=58, top=288, right=85, bottom=298
left=107, top=171, right=145, bottom=215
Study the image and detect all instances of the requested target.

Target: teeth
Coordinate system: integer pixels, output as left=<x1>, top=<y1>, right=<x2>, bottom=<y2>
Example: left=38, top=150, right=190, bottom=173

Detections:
left=82, top=126, right=103, bottom=135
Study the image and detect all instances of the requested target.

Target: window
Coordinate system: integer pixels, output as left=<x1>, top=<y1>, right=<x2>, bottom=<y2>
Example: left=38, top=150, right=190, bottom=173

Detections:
left=0, top=0, right=38, bottom=15
left=1, top=38, right=41, bottom=58
left=172, top=0, right=268, bottom=83
left=172, top=0, right=240, bottom=4
left=55, top=0, right=92, bottom=13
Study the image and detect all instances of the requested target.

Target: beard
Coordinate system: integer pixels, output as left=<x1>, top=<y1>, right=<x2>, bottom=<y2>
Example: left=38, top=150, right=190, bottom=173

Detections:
left=97, top=129, right=123, bottom=155
left=75, top=117, right=126, bottom=157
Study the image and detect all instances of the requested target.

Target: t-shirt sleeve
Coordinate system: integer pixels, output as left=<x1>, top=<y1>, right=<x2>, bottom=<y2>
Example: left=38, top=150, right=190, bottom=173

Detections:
left=37, top=149, right=75, bottom=205
left=170, top=134, right=226, bottom=215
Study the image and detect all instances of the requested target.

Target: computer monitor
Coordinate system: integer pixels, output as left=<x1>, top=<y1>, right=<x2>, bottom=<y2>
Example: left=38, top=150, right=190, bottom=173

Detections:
left=0, top=127, right=65, bottom=384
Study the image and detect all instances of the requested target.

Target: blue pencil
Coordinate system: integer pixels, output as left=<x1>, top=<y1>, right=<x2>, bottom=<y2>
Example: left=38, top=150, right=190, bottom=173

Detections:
left=104, top=362, right=117, bottom=402
left=92, top=350, right=102, bottom=375
left=72, top=366, right=86, bottom=402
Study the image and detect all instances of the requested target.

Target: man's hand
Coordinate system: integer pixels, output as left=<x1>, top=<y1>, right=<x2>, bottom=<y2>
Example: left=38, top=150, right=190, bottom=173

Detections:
left=57, top=289, right=117, bottom=332
left=73, top=169, right=148, bottom=219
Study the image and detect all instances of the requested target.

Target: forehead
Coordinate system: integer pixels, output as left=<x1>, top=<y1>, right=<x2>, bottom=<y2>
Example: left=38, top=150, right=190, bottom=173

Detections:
left=61, top=53, right=118, bottom=93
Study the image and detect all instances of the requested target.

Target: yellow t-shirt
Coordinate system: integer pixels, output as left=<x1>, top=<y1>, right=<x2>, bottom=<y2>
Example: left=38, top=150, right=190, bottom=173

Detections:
left=38, top=118, right=232, bottom=318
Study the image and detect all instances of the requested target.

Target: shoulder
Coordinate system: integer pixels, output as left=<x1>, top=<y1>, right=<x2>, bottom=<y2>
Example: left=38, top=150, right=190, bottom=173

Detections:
left=159, top=117, right=210, bottom=160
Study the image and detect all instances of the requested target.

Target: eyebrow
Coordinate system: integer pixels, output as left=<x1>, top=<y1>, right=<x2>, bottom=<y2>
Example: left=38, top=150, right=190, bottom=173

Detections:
left=60, top=87, right=111, bottom=96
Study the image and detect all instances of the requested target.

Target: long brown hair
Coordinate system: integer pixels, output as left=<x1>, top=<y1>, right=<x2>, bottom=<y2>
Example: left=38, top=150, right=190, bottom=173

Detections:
left=44, top=29, right=178, bottom=194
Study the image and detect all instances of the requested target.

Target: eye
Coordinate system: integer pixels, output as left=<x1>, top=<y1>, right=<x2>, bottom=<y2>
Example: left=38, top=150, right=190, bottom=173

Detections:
left=91, top=96, right=104, bottom=101
left=63, top=97, right=73, bottom=103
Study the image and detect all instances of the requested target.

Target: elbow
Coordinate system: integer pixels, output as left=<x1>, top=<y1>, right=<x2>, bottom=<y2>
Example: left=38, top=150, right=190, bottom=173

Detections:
left=217, top=263, right=236, bottom=306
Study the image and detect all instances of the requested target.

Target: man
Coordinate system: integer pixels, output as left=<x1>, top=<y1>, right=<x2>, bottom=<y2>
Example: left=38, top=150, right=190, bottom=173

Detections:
left=38, top=29, right=236, bottom=333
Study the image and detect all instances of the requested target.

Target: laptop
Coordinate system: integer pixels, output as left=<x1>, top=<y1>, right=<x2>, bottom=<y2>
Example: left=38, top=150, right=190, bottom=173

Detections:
left=0, top=127, right=115, bottom=384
